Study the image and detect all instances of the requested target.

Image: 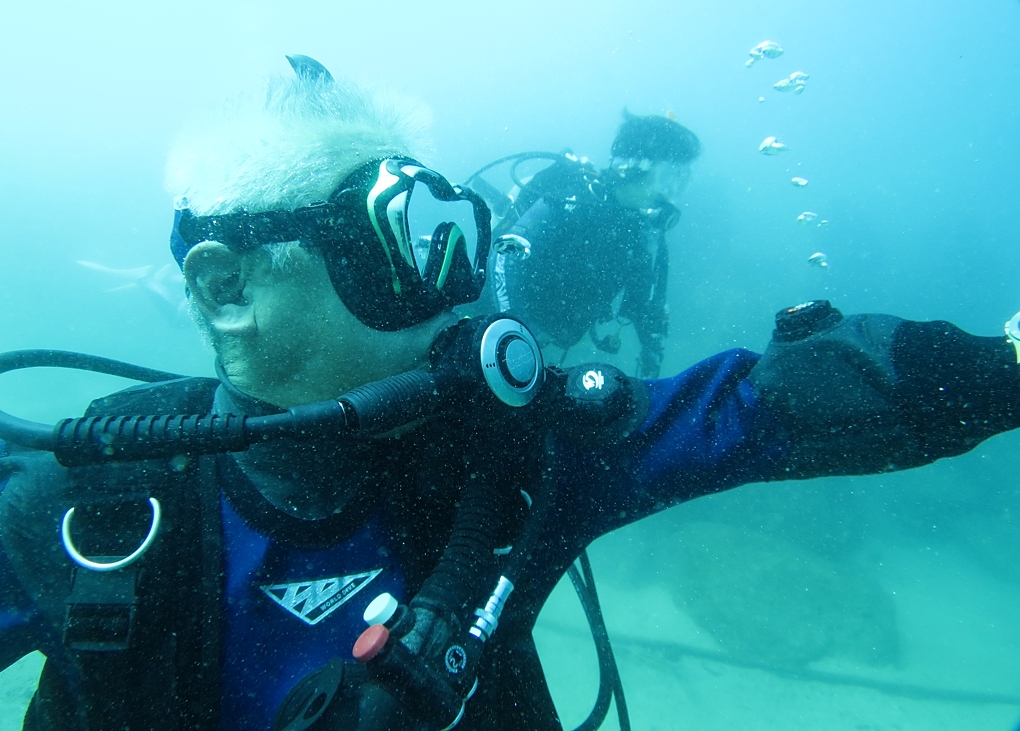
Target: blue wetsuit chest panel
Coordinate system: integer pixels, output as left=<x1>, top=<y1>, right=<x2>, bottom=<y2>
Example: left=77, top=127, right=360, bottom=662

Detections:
left=220, top=497, right=406, bottom=729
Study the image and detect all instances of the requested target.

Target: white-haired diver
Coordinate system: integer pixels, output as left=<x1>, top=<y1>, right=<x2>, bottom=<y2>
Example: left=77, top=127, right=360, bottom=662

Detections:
left=2, top=55, right=1020, bottom=731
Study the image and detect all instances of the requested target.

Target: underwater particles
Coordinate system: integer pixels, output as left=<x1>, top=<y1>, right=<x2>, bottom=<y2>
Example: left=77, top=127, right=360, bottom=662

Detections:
left=774, top=71, right=810, bottom=94
left=759, top=136, right=788, bottom=155
left=808, top=252, right=828, bottom=268
left=746, top=41, right=784, bottom=67
left=791, top=176, right=809, bottom=186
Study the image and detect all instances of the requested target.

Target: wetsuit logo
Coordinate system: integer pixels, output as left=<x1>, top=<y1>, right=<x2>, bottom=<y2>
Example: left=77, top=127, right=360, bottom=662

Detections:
left=261, top=568, right=383, bottom=625
left=445, top=645, right=468, bottom=674
left=582, top=370, right=605, bottom=390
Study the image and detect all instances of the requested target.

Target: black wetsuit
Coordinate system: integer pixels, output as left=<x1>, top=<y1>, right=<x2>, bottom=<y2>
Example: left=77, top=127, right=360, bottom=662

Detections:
left=494, top=161, right=670, bottom=378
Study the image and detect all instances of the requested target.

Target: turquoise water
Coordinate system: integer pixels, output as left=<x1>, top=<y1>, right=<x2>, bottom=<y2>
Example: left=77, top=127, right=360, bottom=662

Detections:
left=1, top=1, right=1020, bottom=728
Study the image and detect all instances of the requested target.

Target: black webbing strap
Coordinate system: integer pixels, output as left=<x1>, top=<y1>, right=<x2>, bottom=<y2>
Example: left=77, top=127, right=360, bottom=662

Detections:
left=63, top=563, right=140, bottom=652
left=62, top=455, right=222, bottom=731
left=58, top=377, right=224, bottom=731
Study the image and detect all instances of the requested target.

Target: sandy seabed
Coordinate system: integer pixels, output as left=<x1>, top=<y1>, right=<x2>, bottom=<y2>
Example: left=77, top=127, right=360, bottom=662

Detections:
left=0, top=653, right=42, bottom=731
left=534, top=540, right=1020, bottom=731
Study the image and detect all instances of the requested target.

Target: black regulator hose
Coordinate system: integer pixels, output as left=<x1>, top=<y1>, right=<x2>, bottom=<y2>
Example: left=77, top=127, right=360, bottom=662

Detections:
left=568, top=551, right=631, bottom=731
left=354, top=432, right=559, bottom=731
left=0, top=350, right=451, bottom=465
left=61, top=377, right=449, bottom=466
left=0, top=348, right=457, bottom=495
left=462, top=151, right=564, bottom=188
left=0, top=349, right=187, bottom=383
left=0, top=315, right=547, bottom=467
left=0, top=350, right=189, bottom=452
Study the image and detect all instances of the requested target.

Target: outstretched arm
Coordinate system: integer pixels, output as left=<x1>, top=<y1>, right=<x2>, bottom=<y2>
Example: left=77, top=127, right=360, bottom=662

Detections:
left=559, top=304, right=1020, bottom=540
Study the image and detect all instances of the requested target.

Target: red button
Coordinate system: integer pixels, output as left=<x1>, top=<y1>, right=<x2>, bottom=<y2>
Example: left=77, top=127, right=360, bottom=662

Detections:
left=353, top=624, right=390, bottom=662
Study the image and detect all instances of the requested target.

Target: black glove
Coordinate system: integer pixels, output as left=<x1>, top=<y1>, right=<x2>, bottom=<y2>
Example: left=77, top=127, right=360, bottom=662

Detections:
left=749, top=302, right=1020, bottom=478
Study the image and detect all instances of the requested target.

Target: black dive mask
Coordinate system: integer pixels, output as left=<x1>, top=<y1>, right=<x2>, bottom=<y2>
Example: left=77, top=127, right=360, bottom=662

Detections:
left=172, top=158, right=492, bottom=331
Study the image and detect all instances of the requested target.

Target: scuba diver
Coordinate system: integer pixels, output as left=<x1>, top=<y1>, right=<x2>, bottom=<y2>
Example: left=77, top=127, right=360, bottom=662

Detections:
left=3, top=55, right=1020, bottom=731
left=467, top=112, right=701, bottom=378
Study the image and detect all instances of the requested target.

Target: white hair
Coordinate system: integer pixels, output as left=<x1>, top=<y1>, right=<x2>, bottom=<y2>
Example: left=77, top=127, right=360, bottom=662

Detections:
left=166, top=71, right=433, bottom=216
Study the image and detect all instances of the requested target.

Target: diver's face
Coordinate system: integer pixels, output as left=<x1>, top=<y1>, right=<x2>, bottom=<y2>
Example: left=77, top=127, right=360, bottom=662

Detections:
left=252, top=246, right=457, bottom=403
left=185, top=240, right=455, bottom=408
left=614, top=161, right=691, bottom=211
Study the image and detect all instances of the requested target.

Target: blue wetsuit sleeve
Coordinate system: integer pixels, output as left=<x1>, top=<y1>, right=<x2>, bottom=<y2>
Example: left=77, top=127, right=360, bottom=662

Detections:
left=555, top=349, right=788, bottom=540
left=630, top=349, right=786, bottom=494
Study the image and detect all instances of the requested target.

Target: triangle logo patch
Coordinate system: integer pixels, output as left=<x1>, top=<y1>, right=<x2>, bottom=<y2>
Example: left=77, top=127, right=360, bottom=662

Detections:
left=261, top=568, right=383, bottom=625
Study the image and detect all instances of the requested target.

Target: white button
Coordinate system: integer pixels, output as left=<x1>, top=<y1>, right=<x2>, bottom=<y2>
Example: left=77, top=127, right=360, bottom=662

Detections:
left=363, top=593, right=398, bottom=625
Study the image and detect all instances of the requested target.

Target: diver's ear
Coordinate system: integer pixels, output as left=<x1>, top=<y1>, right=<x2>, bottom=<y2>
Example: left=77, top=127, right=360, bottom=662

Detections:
left=183, top=242, right=257, bottom=336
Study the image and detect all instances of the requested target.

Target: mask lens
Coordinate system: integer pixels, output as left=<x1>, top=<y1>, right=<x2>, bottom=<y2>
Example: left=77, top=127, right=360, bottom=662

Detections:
left=650, top=161, right=691, bottom=207
left=405, top=181, right=479, bottom=277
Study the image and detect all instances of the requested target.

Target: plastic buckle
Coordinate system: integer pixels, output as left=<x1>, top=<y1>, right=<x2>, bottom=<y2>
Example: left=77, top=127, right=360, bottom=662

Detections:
left=63, top=566, right=140, bottom=651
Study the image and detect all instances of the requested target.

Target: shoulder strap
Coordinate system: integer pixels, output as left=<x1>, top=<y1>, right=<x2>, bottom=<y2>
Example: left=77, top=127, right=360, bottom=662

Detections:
left=12, top=376, right=224, bottom=731
left=84, top=376, right=220, bottom=418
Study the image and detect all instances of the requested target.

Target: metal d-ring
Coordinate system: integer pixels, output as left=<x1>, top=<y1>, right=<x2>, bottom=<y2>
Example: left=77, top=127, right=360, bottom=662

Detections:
left=61, top=497, right=162, bottom=572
